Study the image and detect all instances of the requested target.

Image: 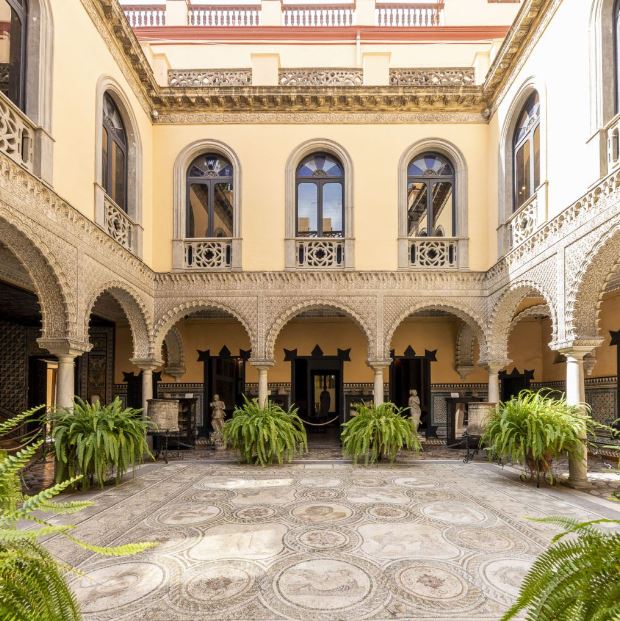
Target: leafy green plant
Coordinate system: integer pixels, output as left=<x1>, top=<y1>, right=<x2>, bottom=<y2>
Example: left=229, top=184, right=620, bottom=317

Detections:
left=481, top=390, right=607, bottom=483
left=223, top=397, right=307, bottom=466
left=53, top=397, right=152, bottom=489
left=0, top=406, right=155, bottom=621
left=502, top=516, right=620, bottom=621
left=341, top=402, right=421, bottom=464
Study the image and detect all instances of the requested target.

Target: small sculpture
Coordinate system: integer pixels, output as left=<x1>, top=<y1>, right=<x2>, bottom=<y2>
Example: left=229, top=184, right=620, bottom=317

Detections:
left=408, top=389, right=422, bottom=434
left=210, top=394, right=226, bottom=449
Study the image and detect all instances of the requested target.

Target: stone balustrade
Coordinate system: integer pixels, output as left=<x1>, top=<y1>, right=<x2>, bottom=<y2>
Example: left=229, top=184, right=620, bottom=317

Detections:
left=295, top=238, right=345, bottom=269
left=389, top=67, right=475, bottom=87
left=282, top=4, right=355, bottom=27
left=376, top=3, right=444, bottom=27
left=408, top=237, right=458, bottom=268
left=0, top=92, right=34, bottom=173
left=278, top=68, right=363, bottom=86
left=184, top=238, right=233, bottom=269
left=122, top=4, right=166, bottom=27
left=168, top=69, right=252, bottom=87
left=122, top=1, right=446, bottom=28
left=188, top=5, right=260, bottom=26
left=103, top=195, right=137, bottom=253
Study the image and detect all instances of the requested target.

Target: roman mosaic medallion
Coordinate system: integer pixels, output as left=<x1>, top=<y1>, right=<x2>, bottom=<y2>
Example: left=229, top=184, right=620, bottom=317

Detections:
left=154, top=503, right=220, bottom=526
left=284, top=524, right=361, bottom=553
left=168, top=560, right=261, bottom=614
left=367, top=504, right=408, bottom=520
left=358, top=523, right=459, bottom=559
left=70, top=561, right=166, bottom=614
left=262, top=554, right=387, bottom=620
left=188, top=522, right=287, bottom=560
left=446, top=527, right=520, bottom=552
left=385, top=560, right=485, bottom=613
left=346, top=487, right=410, bottom=504
left=290, top=502, right=354, bottom=524
left=233, top=505, right=278, bottom=521
left=482, top=558, right=533, bottom=597
left=421, top=500, right=490, bottom=524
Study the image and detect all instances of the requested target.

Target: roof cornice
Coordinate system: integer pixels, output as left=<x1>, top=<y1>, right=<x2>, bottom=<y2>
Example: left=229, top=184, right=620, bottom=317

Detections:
left=82, top=0, right=555, bottom=120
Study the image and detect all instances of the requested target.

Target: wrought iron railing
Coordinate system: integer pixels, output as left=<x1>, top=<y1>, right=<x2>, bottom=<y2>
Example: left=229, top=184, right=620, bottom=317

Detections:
left=0, top=92, right=33, bottom=173
left=103, top=196, right=136, bottom=252
left=295, top=238, right=345, bottom=268
left=408, top=237, right=458, bottom=268
left=184, top=238, right=233, bottom=269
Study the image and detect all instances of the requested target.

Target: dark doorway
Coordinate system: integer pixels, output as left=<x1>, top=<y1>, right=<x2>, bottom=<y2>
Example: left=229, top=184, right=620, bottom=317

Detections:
left=286, top=345, right=349, bottom=435
left=390, top=346, right=436, bottom=437
left=499, top=368, right=534, bottom=402
left=198, top=347, right=249, bottom=436
left=123, top=370, right=161, bottom=410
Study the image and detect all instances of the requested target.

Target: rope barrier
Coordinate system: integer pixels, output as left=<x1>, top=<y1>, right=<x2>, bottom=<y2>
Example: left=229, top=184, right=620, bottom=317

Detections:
left=301, top=416, right=340, bottom=427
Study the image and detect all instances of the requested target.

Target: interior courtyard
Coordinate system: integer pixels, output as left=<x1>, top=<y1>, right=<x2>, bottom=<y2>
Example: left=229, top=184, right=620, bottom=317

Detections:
left=2, top=0, right=620, bottom=618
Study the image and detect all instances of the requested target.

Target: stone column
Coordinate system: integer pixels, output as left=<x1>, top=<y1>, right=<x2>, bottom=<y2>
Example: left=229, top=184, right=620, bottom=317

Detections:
left=37, top=339, right=91, bottom=412
left=486, top=363, right=504, bottom=404
left=368, top=360, right=390, bottom=406
left=560, top=347, right=592, bottom=487
left=250, top=360, right=274, bottom=408
left=56, top=354, right=77, bottom=410
left=132, top=360, right=163, bottom=419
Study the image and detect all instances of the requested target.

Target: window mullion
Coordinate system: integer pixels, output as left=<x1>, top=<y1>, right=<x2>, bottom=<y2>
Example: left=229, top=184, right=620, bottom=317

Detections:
left=208, top=180, right=214, bottom=238
left=427, top=180, right=434, bottom=236
left=317, top=180, right=323, bottom=237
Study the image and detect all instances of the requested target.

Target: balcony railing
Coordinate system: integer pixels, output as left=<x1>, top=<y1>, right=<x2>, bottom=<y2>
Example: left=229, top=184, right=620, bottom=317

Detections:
left=103, top=196, right=137, bottom=253
left=278, top=68, right=363, bottom=86
left=408, top=237, right=458, bottom=268
left=0, top=92, right=34, bottom=173
left=123, top=1, right=446, bottom=28
left=123, top=5, right=166, bottom=27
left=168, top=69, right=252, bottom=87
left=508, top=195, right=539, bottom=248
left=282, top=4, right=355, bottom=26
left=184, top=238, right=233, bottom=269
left=376, top=3, right=444, bottom=27
left=296, top=238, right=345, bottom=269
left=189, top=5, right=260, bottom=26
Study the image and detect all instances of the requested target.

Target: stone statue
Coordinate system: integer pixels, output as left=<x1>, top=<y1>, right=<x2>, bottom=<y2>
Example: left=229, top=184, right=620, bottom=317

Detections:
left=408, top=389, right=422, bottom=433
left=210, top=394, right=226, bottom=449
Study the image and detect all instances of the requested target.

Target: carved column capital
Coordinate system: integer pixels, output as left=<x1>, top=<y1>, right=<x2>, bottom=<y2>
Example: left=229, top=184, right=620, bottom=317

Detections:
left=131, top=358, right=164, bottom=371
left=37, top=338, right=91, bottom=358
left=367, top=359, right=392, bottom=370
left=249, top=359, right=275, bottom=370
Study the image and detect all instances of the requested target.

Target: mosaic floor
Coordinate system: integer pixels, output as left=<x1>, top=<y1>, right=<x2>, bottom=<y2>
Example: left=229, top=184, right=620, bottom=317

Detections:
left=40, top=460, right=620, bottom=620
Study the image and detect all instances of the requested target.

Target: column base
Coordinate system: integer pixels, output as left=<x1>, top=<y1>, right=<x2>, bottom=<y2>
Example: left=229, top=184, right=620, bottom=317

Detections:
left=563, top=477, right=592, bottom=490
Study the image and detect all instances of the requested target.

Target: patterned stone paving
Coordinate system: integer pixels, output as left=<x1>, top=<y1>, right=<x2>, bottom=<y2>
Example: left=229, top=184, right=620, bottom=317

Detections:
left=39, top=460, right=620, bottom=620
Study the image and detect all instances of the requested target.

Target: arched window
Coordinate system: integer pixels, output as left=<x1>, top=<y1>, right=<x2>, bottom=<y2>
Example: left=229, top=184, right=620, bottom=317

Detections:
left=102, top=92, right=128, bottom=212
left=407, top=152, right=455, bottom=237
left=295, top=152, right=344, bottom=237
left=186, top=153, right=234, bottom=238
left=513, top=91, right=540, bottom=211
left=0, top=0, right=27, bottom=109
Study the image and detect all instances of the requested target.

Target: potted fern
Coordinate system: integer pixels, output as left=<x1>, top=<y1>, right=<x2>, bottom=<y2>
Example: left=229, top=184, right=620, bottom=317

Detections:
left=341, top=402, right=421, bottom=464
left=481, top=390, right=600, bottom=485
left=223, top=397, right=307, bottom=466
left=0, top=406, right=155, bottom=621
left=53, top=397, right=152, bottom=489
left=502, top=515, right=620, bottom=620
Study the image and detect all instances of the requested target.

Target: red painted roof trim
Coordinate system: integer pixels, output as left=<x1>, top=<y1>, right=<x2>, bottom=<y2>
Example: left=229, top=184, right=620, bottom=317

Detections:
left=133, top=25, right=510, bottom=43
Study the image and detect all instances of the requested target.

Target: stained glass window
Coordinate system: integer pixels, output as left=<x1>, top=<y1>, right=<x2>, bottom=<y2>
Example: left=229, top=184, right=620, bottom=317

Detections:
left=513, top=92, right=541, bottom=211
left=186, top=153, right=234, bottom=238
left=102, top=93, right=128, bottom=212
left=407, top=152, right=455, bottom=237
left=296, top=153, right=344, bottom=237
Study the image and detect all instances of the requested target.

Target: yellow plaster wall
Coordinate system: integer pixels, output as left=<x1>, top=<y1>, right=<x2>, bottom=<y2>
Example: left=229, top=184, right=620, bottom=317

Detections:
left=50, top=3, right=155, bottom=264
left=588, top=293, right=620, bottom=379
left=152, top=122, right=490, bottom=271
